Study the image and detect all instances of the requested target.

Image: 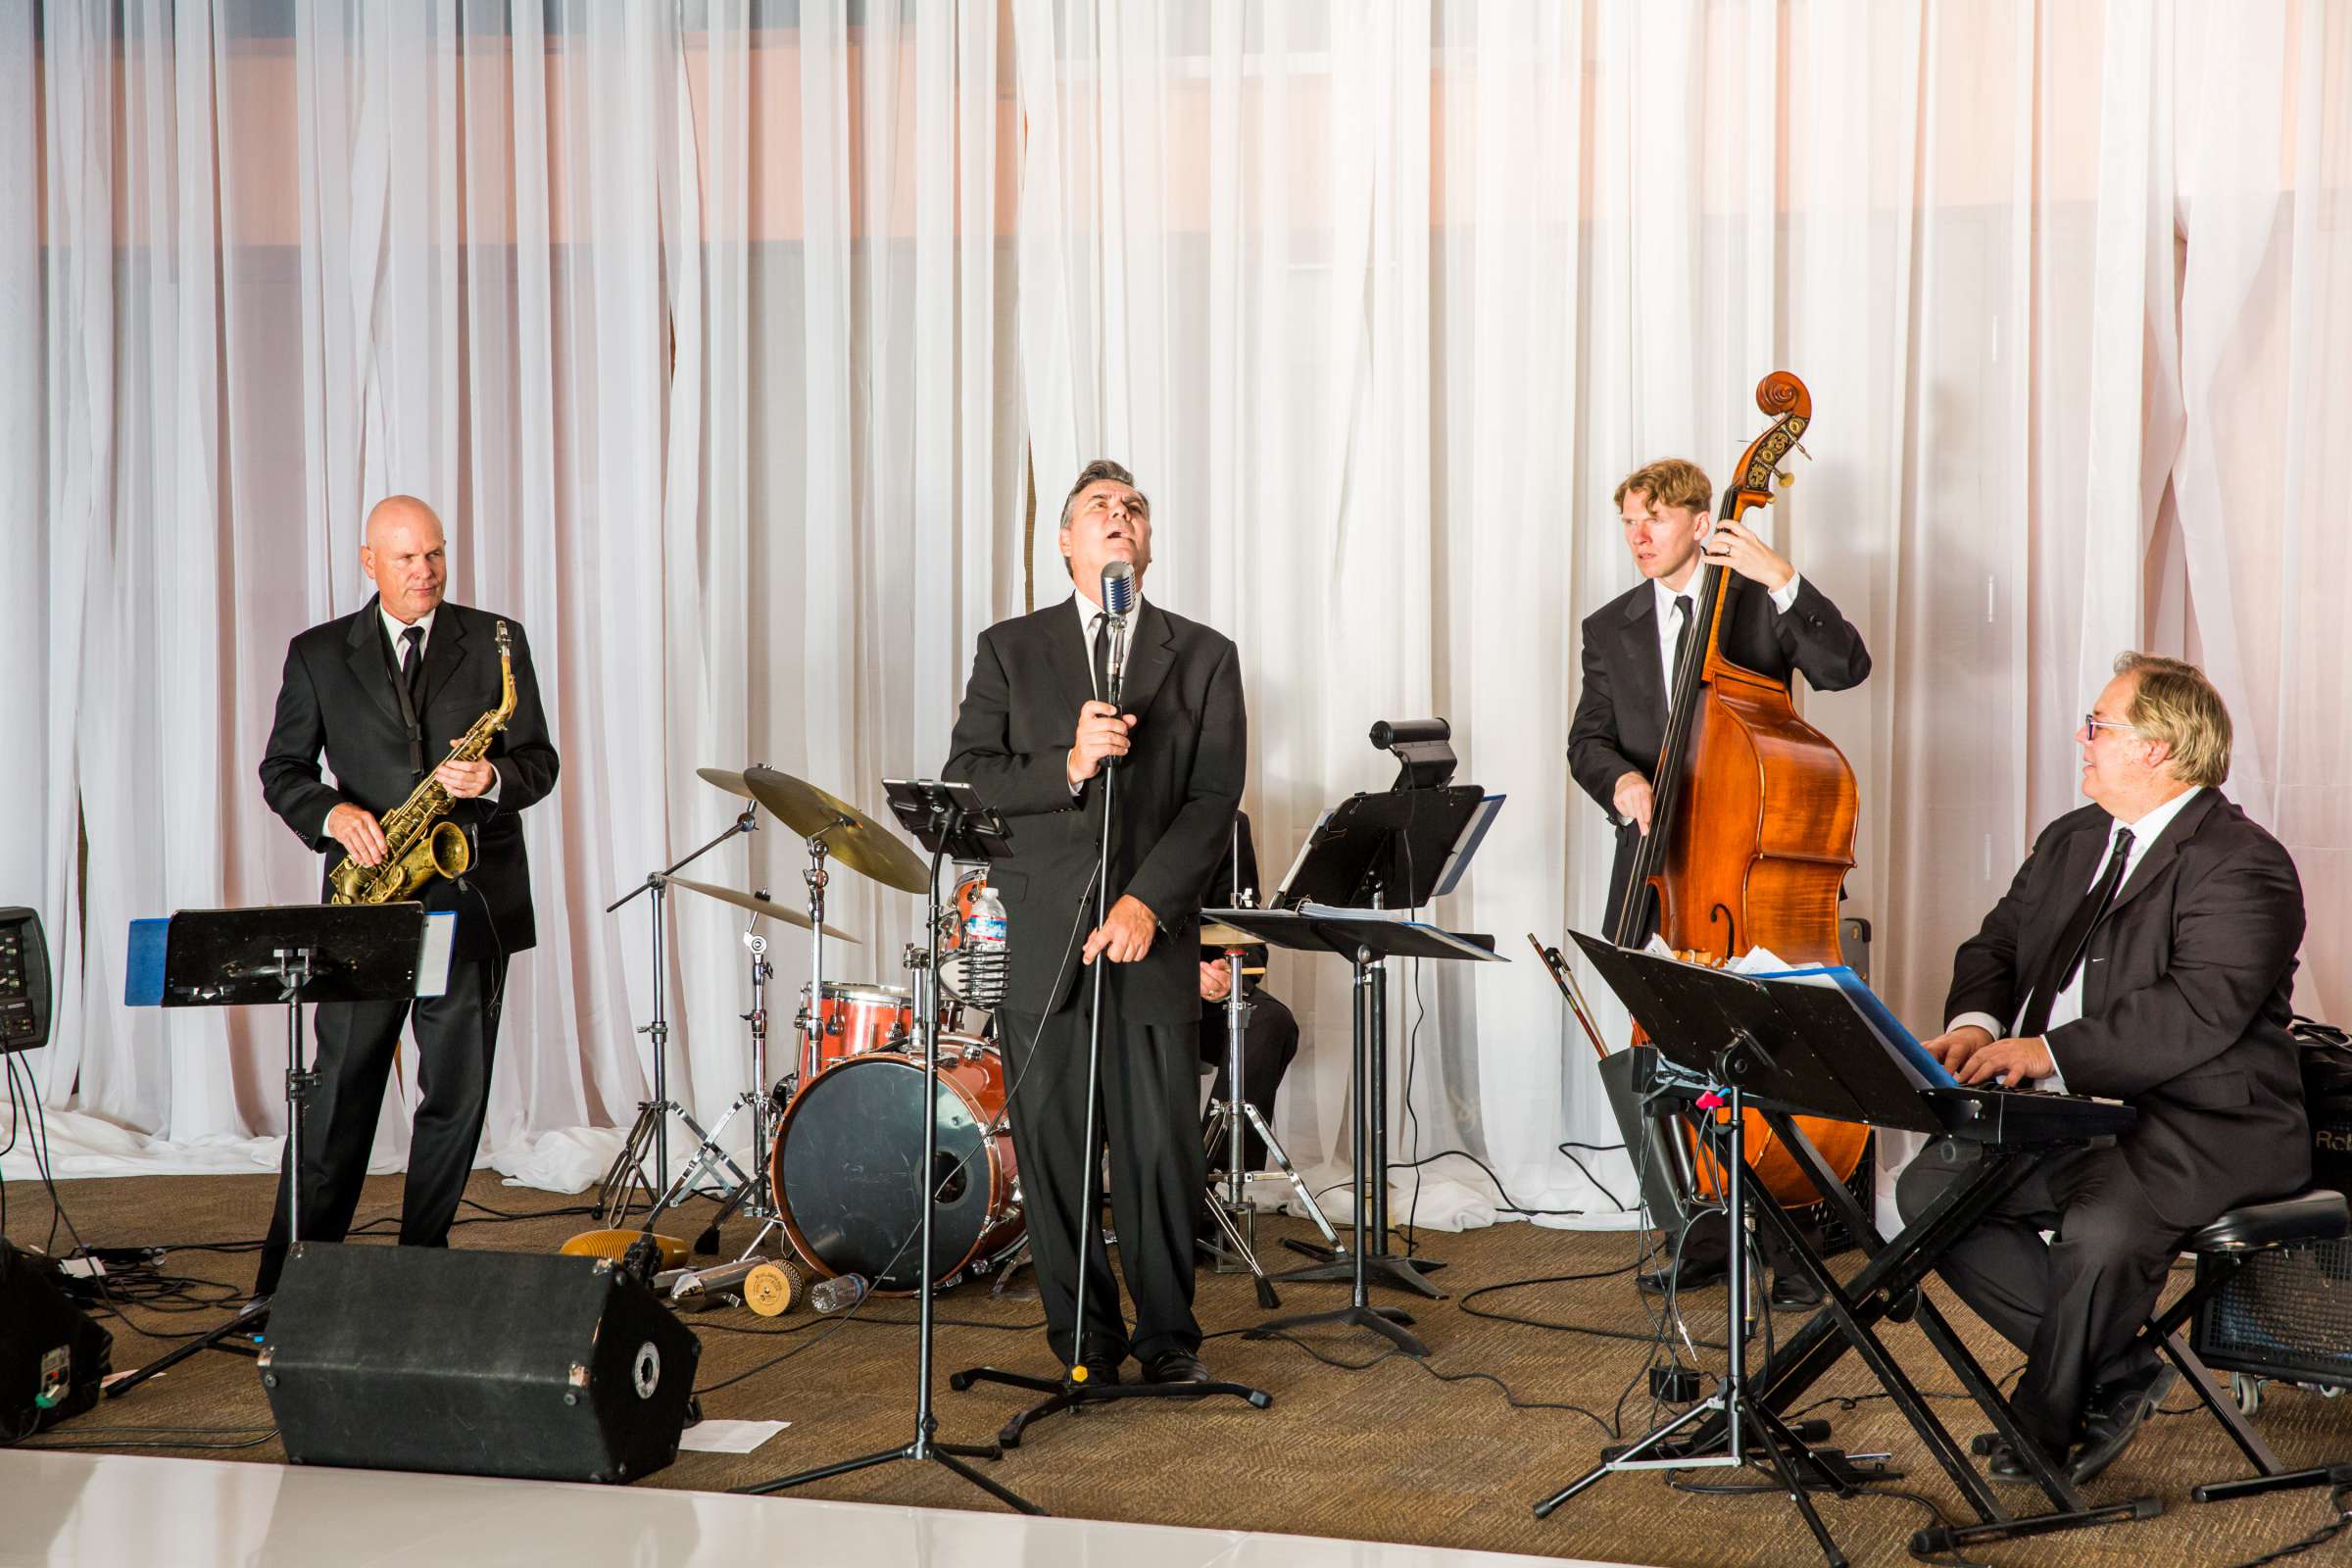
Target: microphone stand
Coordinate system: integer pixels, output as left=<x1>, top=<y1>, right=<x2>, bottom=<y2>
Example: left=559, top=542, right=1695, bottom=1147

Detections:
left=742, top=784, right=1035, bottom=1513
left=951, top=592, right=1271, bottom=1447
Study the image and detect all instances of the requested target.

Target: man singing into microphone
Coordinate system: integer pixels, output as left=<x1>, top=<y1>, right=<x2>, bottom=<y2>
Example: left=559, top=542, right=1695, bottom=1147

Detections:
left=945, top=460, right=1247, bottom=1389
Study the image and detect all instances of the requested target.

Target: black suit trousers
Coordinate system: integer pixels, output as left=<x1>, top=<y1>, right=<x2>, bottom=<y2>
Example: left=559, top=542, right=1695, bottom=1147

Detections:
left=999, top=983, right=1206, bottom=1366
left=254, top=956, right=508, bottom=1296
left=1196, top=989, right=1298, bottom=1174
left=1896, top=1137, right=2175, bottom=1452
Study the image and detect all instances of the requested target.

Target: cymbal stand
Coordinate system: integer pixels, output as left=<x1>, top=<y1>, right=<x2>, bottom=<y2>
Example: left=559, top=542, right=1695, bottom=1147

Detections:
left=600, top=804, right=761, bottom=1220
left=797, top=825, right=844, bottom=1087
left=690, top=821, right=848, bottom=1256
left=640, top=906, right=788, bottom=1256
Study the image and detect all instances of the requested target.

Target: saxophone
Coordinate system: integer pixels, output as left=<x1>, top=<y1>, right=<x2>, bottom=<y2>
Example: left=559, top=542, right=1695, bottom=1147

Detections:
left=327, top=620, right=518, bottom=906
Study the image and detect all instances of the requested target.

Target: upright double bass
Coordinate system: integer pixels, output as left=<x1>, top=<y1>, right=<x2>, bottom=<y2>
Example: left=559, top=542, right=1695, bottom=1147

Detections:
left=1610, top=371, right=1870, bottom=1206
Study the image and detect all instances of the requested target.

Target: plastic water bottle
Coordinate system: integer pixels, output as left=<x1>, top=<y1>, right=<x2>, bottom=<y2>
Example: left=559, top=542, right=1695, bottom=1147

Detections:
left=963, top=883, right=1008, bottom=1007
left=809, top=1272, right=869, bottom=1314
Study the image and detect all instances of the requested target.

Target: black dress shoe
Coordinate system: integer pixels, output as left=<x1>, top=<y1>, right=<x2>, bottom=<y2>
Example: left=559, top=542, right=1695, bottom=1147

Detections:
left=1983, top=1436, right=2071, bottom=1484
left=1072, top=1352, right=1123, bottom=1388
left=1637, top=1261, right=1728, bottom=1296
left=1142, top=1348, right=1210, bottom=1386
left=2070, top=1364, right=2178, bottom=1486
left=1768, top=1272, right=1824, bottom=1309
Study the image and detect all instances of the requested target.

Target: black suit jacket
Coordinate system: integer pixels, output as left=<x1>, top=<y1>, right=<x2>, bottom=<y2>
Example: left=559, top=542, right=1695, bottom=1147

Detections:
left=945, top=599, right=1247, bottom=1024
left=260, top=597, right=560, bottom=960
left=1567, top=572, right=1870, bottom=933
left=1946, top=790, right=2309, bottom=1230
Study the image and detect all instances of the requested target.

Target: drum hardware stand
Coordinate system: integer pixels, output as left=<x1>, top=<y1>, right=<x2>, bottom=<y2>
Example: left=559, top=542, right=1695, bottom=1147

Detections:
left=1196, top=944, right=1280, bottom=1309
left=633, top=909, right=788, bottom=1259
left=602, top=801, right=762, bottom=1217
left=677, top=811, right=855, bottom=1256
left=743, top=779, right=1036, bottom=1514
left=949, top=587, right=1272, bottom=1446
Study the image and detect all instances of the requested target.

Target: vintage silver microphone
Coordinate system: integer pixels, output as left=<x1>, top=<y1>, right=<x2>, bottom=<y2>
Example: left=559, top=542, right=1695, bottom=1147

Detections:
left=1099, top=561, right=1136, bottom=766
left=1100, top=562, right=1135, bottom=697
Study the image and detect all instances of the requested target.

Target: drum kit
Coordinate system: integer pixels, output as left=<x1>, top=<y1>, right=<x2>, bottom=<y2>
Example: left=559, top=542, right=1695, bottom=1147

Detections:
left=594, top=764, right=1028, bottom=1296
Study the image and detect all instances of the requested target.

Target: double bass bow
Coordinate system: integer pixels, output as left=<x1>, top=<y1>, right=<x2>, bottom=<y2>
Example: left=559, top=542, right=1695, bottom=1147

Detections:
left=1608, top=371, right=1870, bottom=1208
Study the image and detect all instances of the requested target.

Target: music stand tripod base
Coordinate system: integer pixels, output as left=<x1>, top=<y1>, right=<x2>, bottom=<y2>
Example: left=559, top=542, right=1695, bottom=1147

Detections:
left=1213, top=906, right=1505, bottom=1354
left=738, top=779, right=1035, bottom=1515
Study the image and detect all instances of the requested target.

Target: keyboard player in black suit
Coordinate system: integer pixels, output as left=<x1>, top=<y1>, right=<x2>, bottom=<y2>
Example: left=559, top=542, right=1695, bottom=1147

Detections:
left=1899, top=653, right=2308, bottom=1487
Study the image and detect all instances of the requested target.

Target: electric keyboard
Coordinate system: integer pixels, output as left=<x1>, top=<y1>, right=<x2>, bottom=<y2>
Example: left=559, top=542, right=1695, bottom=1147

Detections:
left=1925, top=1084, right=2135, bottom=1147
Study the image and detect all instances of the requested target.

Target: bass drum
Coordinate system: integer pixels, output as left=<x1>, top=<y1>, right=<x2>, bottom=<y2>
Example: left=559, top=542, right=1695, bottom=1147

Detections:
left=769, top=1039, right=1022, bottom=1294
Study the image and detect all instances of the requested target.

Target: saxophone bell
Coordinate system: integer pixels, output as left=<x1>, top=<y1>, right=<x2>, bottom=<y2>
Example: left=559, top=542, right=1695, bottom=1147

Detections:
left=427, top=819, right=471, bottom=884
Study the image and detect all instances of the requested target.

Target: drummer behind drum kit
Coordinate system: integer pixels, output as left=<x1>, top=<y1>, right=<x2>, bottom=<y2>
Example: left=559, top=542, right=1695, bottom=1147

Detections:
left=580, top=765, right=1030, bottom=1302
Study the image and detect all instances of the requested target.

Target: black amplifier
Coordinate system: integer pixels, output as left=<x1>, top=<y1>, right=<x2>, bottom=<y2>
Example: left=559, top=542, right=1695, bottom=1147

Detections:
left=1, top=1239, right=113, bottom=1442
left=2187, top=1025, right=2352, bottom=1391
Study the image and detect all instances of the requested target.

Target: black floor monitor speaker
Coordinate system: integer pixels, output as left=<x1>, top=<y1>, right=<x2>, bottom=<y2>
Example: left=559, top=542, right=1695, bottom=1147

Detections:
left=1, top=1239, right=112, bottom=1442
left=260, top=1244, right=700, bottom=1483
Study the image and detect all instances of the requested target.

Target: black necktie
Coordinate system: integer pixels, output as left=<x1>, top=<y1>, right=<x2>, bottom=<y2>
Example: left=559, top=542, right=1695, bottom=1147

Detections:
left=1091, top=612, right=1112, bottom=705
left=1670, top=595, right=1695, bottom=685
left=400, top=625, right=426, bottom=710
left=2017, top=827, right=2135, bottom=1038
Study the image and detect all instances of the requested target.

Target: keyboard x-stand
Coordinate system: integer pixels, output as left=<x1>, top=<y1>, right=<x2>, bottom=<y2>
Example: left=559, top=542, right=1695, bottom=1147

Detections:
left=1536, top=939, right=2162, bottom=1565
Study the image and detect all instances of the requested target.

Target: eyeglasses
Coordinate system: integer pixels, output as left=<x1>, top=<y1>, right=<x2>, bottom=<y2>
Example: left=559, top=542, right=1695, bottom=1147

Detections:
left=2082, top=714, right=2137, bottom=740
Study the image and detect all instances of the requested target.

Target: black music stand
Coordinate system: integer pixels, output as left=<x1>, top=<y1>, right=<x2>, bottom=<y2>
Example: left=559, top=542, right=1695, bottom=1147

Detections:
left=108, top=903, right=447, bottom=1398
left=1538, top=937, right=2160, bottom=1562
left=1217, top=907, right=1504, bottom=1356
left=742, top=778, right=1037, bottom=1514
left=1256, top=783, right=1492, bottom=1300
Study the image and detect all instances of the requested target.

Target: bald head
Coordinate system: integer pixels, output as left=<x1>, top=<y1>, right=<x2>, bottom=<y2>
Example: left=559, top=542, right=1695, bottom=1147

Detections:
left=362, top=495, right=448, bottom=623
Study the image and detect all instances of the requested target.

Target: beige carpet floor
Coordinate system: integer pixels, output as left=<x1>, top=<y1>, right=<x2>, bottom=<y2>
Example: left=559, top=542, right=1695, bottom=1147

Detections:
left=6, top=1169, right=2349, bottom=1567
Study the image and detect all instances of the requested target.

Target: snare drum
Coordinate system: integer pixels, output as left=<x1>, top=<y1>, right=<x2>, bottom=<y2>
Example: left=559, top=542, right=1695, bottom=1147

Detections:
left=768, top=1036, right=1023, bottom=1293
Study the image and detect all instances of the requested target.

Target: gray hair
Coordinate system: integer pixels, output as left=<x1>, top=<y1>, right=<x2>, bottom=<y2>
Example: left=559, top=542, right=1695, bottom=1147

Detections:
left=1057, top=459, right=1146, bottom=531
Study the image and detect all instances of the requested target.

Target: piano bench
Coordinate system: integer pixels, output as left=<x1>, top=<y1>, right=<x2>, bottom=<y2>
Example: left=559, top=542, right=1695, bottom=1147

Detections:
left=2180, top=1189, right=2349, bottom=1254
left=2132, top=1188, right=2351, bottom=1507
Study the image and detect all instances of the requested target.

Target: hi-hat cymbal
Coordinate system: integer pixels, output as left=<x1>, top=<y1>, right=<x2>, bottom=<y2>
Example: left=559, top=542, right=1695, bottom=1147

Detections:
left=1200, top=922, right=1268, bottom=949
left=667, top=877, right=860, bottom=943
left=742, top=766, right=931, bottom=895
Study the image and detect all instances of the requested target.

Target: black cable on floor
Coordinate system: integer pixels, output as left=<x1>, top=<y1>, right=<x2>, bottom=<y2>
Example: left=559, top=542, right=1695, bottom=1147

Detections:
left=20, top=1429, right=280, bottom=1453
left=1240, top=1325, right=1619, bottom=1443
left=1664, top=1458, right=1997, bottom=1568
left=2224, top=1482, right=2352, bottom=1568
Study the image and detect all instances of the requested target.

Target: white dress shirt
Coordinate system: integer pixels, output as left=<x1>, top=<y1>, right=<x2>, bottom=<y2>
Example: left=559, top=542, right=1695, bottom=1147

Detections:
left=321, top=603, right=500, bottom=836
left=1651, top=569, right=1804, bottom=703
left=1947, top=785, right=2206, bottom=1091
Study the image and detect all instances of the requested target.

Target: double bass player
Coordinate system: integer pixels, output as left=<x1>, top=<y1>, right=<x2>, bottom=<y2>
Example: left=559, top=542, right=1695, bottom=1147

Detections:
left=1568, top=454, right=1872, bottom=1304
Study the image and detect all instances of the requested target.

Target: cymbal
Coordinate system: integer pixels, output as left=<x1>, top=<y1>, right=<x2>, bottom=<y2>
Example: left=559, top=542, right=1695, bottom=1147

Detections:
left=742, top=766, right=931, bottom=895
left=1200, top=922, right=1267, bottom=949
left=667, top=877, right=861, bottom=943
left=697, top=766, right=755, bottom=801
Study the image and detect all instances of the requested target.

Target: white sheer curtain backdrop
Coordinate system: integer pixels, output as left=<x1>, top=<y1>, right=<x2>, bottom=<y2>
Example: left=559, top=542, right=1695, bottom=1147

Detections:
left=5, top=2, right=2349, bottom=1236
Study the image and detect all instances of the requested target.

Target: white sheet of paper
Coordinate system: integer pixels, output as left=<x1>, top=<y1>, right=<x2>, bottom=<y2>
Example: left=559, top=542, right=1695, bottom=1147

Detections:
left=677, top=1419, right=790, bottom=1454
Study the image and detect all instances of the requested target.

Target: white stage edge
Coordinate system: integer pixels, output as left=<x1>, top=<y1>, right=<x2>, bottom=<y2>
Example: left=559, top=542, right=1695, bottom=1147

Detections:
left=0, top=1449, right=1644, bottom=1568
